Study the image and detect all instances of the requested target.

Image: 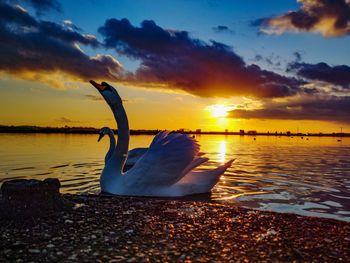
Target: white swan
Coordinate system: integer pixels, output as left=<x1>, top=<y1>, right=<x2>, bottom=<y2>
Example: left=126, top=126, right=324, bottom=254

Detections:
left=90, top=80, right=234, bottom=197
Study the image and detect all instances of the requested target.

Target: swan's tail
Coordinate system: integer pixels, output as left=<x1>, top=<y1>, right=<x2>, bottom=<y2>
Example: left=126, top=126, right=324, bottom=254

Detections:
left=177, top=159, right=235, bottom=195
left=207, top=158, right=235, bottom=186
left=224, top=159, right=235, bottom=169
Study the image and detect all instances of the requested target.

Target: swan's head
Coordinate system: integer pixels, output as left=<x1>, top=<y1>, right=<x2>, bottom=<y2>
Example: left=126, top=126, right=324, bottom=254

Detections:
left=89, top=80, right=122, bottom=107
left=97, top=127, right=112, bottom=142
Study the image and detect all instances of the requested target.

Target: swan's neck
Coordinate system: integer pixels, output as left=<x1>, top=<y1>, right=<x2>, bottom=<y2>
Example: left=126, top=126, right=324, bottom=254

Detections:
left=105, top=129, right=116, bottom=163
left=110, top=102, right=129, bottom=172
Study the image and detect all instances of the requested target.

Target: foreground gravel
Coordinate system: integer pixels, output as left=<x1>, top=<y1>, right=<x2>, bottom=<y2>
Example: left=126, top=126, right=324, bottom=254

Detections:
left=1, top=194, right=349, bottom=262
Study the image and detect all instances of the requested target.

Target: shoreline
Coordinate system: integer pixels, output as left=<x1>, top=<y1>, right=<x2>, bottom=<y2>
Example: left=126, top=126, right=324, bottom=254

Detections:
left=1, top=194, right=349, bottom=261
left=0, top=125, right=348, bottom=137
left=1, top=130, right=349, bottom=138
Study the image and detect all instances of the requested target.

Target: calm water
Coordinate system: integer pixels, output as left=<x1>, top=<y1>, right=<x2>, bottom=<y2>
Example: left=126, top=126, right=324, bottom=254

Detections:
left=0, top=133, right=349, bottom=221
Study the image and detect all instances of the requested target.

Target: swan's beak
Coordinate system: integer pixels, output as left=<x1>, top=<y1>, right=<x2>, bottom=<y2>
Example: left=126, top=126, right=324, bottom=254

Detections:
left=90, top=80, right=108, bottom=91
left=97, top=133, right=104, bottom=142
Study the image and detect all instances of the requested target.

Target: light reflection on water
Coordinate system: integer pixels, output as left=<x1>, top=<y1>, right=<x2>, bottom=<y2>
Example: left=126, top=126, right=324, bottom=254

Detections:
left=0, top=133, right=349, bottom=222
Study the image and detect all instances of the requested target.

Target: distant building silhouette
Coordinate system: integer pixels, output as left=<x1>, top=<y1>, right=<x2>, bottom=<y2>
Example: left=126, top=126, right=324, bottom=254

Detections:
left=247, top=130, right=257, bottom=135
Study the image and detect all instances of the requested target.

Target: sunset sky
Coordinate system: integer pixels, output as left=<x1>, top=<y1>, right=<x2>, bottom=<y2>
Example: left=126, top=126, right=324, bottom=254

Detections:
left=0, top=0, right=349, bottom=133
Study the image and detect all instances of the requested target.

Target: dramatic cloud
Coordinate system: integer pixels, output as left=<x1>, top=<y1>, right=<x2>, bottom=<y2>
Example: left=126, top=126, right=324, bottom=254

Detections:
left=0, top=2, right=123, bottom=87
left=230, top=95, right=350, bottom=123
left=288, top=62, right=350, bottom=88
left=256, top=0, right=350, bottom=37
left=99, top=18, right=304, bottom=98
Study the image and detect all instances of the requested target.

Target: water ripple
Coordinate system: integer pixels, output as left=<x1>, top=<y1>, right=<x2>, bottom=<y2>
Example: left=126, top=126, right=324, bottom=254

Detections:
left=0, top=134, right=349, bottom=221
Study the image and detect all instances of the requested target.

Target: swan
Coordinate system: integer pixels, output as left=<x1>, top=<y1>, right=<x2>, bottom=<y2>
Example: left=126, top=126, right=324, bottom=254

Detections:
left=90, top=80, right=234, bottom=197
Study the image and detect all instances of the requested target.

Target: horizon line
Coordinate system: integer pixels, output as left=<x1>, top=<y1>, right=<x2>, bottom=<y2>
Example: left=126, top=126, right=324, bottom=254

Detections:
left=0, top=125, right=348, bottom=136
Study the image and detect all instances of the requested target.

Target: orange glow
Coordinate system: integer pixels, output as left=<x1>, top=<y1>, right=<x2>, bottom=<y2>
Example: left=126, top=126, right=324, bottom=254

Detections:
left=1, top=78, right=350, bottom=133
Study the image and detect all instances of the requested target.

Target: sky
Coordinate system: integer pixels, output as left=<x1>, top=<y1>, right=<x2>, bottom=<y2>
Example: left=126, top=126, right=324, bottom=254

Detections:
left=0, top=0, right=349, bottom=133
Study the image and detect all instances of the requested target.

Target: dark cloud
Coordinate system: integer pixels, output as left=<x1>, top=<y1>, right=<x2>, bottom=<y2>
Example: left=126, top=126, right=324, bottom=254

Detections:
left=38, top=21, right=99, bottom=47
left=254, top=54, right=263, bottom=62
left=85, top=94, right=103, bottom=101
left=214, top=25, right=228, bottom=31
left=212, top=25, right=234, bottom=34
left=256, top=0, right=350, bottom=37
left=293, top=51, right=302, bottom=62
left=288, top=62, right=350, bottom=88
left=250, top=18, right=267, bottom=27
left=99, top=18, right=304, bottom=98
left=253, top=53, right=283, bottom=68
left=85, top=94, right=129, bottom=103
left=265, top=57, right=273, bottom=66
left=230, top=96, right=350, bottom=123
left=0, top=2, right=123, bottom=86
left=0, top=2, right=38, bottom=26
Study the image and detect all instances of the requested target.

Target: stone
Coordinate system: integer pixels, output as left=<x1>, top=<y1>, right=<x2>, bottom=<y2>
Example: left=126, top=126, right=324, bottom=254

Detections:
left=0, top=178, right=72, bottom=220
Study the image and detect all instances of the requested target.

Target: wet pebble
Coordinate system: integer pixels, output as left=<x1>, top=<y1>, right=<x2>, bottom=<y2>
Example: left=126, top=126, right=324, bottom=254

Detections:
left=28, top=249, right=40, bottom=254
left=0, top=194, right=349, bottom=262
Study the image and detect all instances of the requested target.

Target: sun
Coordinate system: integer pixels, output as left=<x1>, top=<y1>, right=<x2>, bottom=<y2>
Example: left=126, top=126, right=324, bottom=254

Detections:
left=208, top=104, right=230, bottom=118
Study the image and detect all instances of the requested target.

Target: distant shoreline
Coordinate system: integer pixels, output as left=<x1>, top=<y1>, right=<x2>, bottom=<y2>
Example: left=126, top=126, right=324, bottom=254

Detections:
left=0, top=125, right=348, bottom=137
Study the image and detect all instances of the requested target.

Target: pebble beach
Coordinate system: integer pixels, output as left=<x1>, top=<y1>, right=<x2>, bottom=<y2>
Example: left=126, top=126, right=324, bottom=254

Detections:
left=1, top=194, right=349, bottom=262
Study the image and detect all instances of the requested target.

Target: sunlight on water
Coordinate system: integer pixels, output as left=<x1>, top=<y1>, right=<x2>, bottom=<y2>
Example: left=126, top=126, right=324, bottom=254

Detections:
left=0, top=133, right=349, bottom=222
left=218, top=140, right=226, bottom=164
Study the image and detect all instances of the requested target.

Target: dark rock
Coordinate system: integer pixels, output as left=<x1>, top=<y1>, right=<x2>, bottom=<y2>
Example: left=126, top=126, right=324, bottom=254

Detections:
left=0, top=178, right=72, bottom=220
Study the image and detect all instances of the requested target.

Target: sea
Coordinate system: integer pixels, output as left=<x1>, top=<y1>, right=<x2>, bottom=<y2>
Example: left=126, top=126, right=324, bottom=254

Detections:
left=0, top=133, right=349, bottom=222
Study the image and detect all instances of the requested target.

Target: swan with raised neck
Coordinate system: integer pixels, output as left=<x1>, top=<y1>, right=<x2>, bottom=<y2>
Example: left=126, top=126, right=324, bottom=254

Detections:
left=90, top=80, right=234, bottom=196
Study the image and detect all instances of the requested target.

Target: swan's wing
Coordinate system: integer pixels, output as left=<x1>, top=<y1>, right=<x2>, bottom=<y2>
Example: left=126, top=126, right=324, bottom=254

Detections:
left=125, top=131, right=199, bottom=186
left=126, top=147, right=148, bottom=166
